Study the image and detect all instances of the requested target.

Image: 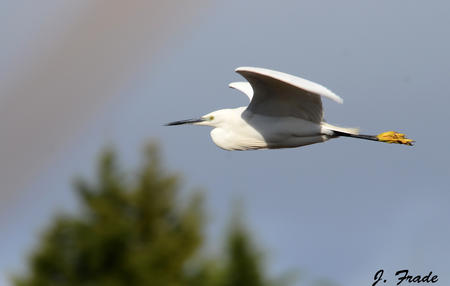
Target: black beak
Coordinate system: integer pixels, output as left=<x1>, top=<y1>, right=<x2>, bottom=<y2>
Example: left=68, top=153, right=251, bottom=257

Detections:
left=165, top=118, right=205, bottom=126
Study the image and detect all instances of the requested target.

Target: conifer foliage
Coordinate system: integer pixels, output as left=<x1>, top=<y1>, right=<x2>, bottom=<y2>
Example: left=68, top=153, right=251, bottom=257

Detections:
left=14, top=144, right=288, bottom=286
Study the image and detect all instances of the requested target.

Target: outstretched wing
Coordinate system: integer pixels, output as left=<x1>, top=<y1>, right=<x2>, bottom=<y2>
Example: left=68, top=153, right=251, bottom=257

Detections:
left=229, top=81, right=253, bottom=100
left=235, top=67, right=343, bottom=123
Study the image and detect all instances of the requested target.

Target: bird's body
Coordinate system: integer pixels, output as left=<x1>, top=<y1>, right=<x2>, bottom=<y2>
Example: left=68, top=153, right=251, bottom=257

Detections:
left=167, top=67, right=413, bottom=150
left=207, top=107, right=330, bottom=150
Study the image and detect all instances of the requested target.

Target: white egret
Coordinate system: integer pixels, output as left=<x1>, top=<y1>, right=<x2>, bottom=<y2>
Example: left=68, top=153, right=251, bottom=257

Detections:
left=167, top=67, right=413, bottom=150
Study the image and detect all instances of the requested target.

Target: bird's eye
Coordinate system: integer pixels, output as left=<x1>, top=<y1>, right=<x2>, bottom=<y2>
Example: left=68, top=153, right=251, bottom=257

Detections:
left=209, top=116, right=214, bottom=121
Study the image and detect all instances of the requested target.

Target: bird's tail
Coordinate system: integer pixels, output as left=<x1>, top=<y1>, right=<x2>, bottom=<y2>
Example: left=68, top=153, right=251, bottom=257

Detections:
left=322, top=122, right=359, bottom=135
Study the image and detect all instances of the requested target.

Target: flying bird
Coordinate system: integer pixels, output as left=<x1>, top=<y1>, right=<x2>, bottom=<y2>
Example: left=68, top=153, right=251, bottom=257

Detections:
left=166, top=67, right=414, bottom=150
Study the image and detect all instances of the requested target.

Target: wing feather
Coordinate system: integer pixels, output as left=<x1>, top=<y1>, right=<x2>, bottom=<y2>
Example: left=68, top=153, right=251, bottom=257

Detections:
left=229, top=82, right=253, bottom=100
left=235, top=67, right=343, bottom=122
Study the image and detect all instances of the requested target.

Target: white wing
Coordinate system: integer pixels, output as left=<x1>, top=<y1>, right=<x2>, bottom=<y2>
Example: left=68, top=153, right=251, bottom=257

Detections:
left=229, top=81, right=253, bottom=100
left=235, top=67, right=343, bottom=123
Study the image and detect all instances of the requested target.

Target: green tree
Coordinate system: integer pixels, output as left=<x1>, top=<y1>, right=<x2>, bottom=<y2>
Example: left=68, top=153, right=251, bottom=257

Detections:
left=14, top=144, right=289, bottom=286
left=223, top=219, right=265, bottom=286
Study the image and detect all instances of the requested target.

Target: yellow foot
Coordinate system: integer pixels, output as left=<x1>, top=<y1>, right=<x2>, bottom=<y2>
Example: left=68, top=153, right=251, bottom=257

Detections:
left=376, top=131, right=414, bottom=146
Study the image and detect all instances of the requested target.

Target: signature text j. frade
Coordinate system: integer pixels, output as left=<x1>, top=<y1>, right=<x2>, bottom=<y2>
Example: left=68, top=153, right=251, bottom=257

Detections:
left=373, top=269, right=438, bottom=286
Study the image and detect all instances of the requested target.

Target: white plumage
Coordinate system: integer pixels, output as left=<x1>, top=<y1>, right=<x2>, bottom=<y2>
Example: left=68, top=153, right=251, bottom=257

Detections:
left=228, top=81, right=253, bottom=100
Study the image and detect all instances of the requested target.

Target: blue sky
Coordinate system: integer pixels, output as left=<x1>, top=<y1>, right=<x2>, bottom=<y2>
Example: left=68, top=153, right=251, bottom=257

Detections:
left=1, top=1, right=449, bottom=286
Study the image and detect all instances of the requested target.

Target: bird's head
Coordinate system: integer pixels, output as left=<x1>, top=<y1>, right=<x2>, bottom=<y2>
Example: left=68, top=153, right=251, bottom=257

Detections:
left=165, top=110, right=228, bottom=128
